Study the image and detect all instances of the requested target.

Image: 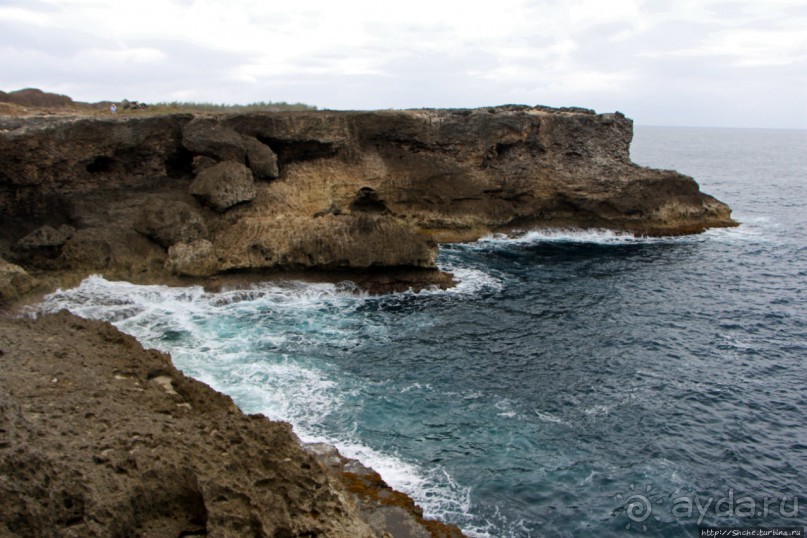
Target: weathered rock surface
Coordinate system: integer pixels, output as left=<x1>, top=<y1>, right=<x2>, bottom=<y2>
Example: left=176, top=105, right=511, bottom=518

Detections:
left=0, top=106, right=736, bottom=292
left=15, top=224, right=75, bottom=250
left=189, top=161, right=256, bottom=212
left=242, top=135, right=280, bottom=179
left=135, top=199, right=208, bottom=247
left=165, top=239, right=218, bottom=277
left=182, top=117, right=246, bottom=162
left=0, top=258, right=37, bottom=303
left=0, top=311, right=464, bottom=537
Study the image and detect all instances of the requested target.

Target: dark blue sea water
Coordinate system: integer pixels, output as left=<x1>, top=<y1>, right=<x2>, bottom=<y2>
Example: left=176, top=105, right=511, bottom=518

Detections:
left=37, top=126, right=807, bottom=537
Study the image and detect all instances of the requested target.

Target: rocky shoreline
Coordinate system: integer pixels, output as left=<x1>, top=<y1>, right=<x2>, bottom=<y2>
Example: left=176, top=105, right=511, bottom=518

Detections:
left=0, top=310, right=464, bottom=537
left=0, top=102, right=735, bottom=536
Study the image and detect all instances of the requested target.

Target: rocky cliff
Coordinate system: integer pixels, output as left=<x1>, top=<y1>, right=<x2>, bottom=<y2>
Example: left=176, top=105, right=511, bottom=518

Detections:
left=0, top=106, right=734, bottom=301
left=0, top=104, right=736, bottom=536
left=0, top=311, right=464, bottom=537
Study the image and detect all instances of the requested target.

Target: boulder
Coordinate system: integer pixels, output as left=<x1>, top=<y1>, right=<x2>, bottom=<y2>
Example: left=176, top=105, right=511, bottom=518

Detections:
left=182, top=118, right=245, bottom=162
left=135, top=200, right=208, bottom=248
left=0, top=258, right=37, bottom=303
left=242, top=135, right=279, bottom=179
left=165, top=239, right=218, bottom=277
left=189, top=161, right=256, bottom=212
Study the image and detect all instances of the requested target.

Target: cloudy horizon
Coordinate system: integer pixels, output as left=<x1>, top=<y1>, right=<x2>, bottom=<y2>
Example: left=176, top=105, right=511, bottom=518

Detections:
left=1, top=0, right=805, bottom=129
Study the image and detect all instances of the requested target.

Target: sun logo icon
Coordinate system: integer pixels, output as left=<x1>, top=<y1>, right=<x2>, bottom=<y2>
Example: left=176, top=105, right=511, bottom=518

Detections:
left=614, top=483, right=663, bottom=532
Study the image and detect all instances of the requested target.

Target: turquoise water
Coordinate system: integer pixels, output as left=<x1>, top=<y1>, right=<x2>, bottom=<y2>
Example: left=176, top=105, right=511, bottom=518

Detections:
left=37, top=127, right=807, bottom=536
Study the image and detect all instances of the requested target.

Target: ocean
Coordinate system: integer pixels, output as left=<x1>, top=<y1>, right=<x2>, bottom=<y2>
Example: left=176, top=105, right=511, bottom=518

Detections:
left=36, top=126, right=807, bottom=537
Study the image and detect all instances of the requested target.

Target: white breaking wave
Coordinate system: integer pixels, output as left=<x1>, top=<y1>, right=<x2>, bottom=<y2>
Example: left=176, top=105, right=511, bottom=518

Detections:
left=448, top=221, right=777, bottom=251
left=476, top=228, right=659, bottom=245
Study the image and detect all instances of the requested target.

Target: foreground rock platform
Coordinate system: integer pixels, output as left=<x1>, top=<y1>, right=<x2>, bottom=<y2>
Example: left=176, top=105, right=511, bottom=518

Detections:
left=0, top=311, right=464, bottom=537
left=0, top=105, right=735, bottom=299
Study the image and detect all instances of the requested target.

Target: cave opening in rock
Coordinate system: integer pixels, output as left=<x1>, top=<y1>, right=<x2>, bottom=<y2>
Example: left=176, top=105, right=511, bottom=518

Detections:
left=85, top=156, right=116, bottom=174
left=164, top=148, right=195, bottom=179
left=256, top=137, right=337, bottom=166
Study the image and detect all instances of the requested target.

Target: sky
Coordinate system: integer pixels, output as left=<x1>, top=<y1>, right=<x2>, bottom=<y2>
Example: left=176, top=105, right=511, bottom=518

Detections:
left=1, top=0, right=806, bottom=128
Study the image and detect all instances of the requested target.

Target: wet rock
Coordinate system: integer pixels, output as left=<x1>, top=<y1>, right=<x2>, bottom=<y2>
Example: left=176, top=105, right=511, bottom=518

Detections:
left=189, top=161, right=256, bottom=212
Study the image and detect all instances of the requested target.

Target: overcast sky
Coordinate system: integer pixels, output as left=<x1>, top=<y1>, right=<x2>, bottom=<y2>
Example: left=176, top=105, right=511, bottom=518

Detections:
left=1, top=0, right=805, bottom=128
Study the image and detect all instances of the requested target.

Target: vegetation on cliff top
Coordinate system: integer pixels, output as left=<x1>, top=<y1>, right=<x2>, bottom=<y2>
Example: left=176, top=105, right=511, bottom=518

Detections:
left=149, top=101, right=317, bottom=112
left=0, top=87, right=317, bottom=116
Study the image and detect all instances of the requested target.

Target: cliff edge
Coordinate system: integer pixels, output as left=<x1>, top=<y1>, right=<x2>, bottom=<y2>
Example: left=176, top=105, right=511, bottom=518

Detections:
left=0, top=106, right=735, bottom=301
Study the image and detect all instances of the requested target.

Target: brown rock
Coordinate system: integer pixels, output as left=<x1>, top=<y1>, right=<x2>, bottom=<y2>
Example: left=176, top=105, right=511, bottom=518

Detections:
left=15, top=224, right=75, bottom=250
left=182, top=117, right=245, bottom=162
left=189, top=161, right=256, bottom=212
left=135, top=200, right=208, bottom=248
left=0, top=312, right=379, bottom=538
left=192, top=154, right=217, bottom=175
left=242, top=135, right=279, bottom=179
left=0, top=106, right=737, bottom=284
left=0, top=258, right=37, bottom=303
left=213, top=214, right=437, bottom=272
left=59, top=227, right=165, bottom=273
left=165, top=239, right=218, bottom=277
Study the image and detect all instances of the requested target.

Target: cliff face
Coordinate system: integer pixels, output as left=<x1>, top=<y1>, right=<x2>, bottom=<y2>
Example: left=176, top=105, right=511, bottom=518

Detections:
left=0, top=106, right=735, bottom=297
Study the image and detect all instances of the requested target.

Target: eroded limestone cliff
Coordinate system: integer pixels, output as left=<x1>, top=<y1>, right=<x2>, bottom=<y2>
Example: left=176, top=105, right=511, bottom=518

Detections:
left=0, top=106, right=735, bottom=301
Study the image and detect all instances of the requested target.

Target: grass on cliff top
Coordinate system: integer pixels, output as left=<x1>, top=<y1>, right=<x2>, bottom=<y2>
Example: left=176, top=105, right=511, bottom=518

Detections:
left=148, top=101, right=318, bottom=113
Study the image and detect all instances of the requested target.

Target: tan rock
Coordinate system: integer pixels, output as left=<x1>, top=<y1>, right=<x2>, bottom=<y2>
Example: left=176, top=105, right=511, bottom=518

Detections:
left=189, top=161, right=256, bottom=212
left=135, top=200, right=208, bottom=248
left=165, top=239, right=218, bottom=277
left=213, top=214, right=437, bottom=272
left=0, top=258, right=37, bottom=303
